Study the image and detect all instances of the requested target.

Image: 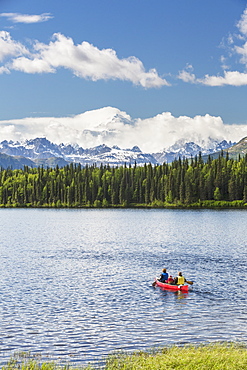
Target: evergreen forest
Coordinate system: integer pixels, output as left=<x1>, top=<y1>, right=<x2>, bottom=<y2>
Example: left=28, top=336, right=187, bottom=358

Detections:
left=1, top=152, right=247, bottom=208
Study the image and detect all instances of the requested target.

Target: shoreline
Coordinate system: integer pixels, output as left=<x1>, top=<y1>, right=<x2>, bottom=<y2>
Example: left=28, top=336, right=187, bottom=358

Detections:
left=2, top=342, right=247, bottom=370
left=0, top=200, right=247, bottom=209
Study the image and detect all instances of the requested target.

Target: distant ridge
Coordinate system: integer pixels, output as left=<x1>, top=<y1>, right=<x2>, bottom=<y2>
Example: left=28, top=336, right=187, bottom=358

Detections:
left=201, top=136, right=247, bottom=161
left=226, top=136, right=247, bottom=159
left=0, top=136, right=238, bottom=169
left=0, top=153, right=36, bottom=170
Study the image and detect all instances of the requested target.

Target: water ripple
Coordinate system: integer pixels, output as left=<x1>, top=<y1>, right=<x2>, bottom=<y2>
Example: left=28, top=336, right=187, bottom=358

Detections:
left=0, top=208, right=246, bottom=364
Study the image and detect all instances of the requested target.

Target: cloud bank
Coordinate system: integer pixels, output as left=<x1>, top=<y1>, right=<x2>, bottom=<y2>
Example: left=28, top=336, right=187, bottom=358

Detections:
left=0, top=31, right=168, bottom=88
left=0, top=107, right=247, bottom=153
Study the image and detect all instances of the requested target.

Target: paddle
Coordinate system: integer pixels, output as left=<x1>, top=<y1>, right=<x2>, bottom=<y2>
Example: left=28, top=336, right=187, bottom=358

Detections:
left=152, top=277, right=158, bottom=287
left=186, top=280, right=193, bottom=285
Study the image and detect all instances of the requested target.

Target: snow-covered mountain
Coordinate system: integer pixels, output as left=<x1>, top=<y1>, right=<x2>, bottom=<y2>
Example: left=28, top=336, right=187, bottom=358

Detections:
left=0, top=137, right=235, bottom=168
left=0, top=138, right=158, bottom=166
left=153, top=138, right=234, bottom=163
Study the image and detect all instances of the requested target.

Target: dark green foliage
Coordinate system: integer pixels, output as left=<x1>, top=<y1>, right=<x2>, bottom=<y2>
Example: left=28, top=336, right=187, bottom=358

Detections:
left=0, top=155, right=247, bottom=208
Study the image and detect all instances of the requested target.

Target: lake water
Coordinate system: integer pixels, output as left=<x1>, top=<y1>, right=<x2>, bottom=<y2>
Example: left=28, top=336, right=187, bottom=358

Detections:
left=0, top=208, right=247, bottom=365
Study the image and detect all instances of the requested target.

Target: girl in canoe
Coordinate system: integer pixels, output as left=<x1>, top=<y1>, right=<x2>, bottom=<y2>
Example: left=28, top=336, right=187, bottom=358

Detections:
left=167, top=275, right=175, bottom=284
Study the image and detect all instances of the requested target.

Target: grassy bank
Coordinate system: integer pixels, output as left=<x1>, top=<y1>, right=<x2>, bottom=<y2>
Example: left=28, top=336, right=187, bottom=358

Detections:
left=105, top=343, right=247, bottom=369
left=2, top=343, right=247, bottom=370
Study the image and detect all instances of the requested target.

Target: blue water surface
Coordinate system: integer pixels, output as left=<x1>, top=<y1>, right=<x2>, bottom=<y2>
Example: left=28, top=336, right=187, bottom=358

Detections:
left=0, top=208, right=246, bottom=364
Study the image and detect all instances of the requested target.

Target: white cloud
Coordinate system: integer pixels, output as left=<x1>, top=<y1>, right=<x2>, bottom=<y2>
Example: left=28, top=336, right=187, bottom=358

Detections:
left=9, top=33, right=168, bottom=88
left=0, top=66, right=10, bottom=74
left=178, top=64, right=197, bottom=83
left=0, top=31, right=28, bottom=62
left=178, top=70, right=197, bottom=84
left=0, top=31, right=168, bottom=88
left=11, top=56, right=55, bottom=74
left=0, top=107, right=246, bottom=153
left=235, top=41, right=247, bottom=64
left=178, top=6, right=247, bottom=87
left=220, top=55, right=230, bottom=70
left=0, top=12, right=53, bottom=24
left=199, top=70, right=247, bottom=86
left=237, top=7, right=247, bottom=36
left=178, top=68, right=247, bottom=87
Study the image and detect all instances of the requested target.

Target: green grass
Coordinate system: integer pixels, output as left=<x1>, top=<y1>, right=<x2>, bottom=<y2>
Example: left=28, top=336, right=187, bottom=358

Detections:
left=2, top=343, right=247, bottom=370
left=105, top=343, right=247, bottom=369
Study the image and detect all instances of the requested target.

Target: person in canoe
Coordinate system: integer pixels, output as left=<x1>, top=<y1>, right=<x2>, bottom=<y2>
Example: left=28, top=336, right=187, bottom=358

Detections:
left=167, top=275, right=175, bottom=284
left=159, top=268, right=169, bottom=283
left=174, top=271, right=186, bottom=285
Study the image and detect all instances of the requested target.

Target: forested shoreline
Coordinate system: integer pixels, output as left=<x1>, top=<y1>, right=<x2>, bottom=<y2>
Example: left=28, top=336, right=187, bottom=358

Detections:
left=1, top=152, right=247, bottom=208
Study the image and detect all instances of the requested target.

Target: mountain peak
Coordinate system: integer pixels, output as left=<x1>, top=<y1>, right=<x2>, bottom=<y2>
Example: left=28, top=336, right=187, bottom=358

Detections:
left=130, top=146, right=141, bottom=152
left=0, top=136, right=239, bottom=169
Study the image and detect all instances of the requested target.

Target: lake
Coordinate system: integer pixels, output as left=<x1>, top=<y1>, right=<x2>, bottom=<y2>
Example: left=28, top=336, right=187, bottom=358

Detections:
left=0, top=208, right=247, bottom=365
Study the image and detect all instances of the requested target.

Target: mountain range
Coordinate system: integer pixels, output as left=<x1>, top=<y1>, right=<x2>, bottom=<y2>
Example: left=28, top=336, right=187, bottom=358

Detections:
left=0, top=137, right=238, bottom=169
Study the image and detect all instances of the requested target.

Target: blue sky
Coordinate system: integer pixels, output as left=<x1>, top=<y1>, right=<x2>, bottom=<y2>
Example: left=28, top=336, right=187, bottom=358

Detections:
left=1, top=0, right=247, bottom=151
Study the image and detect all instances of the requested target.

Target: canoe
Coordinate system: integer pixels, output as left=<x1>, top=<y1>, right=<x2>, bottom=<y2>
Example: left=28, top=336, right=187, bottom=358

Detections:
left=154, top=278, right=189, bottom=292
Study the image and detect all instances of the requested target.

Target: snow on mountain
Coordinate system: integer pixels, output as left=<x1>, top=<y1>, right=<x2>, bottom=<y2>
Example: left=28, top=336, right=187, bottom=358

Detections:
left=0, top=138, right=63, bottom=159
left=153, top=138, right=234, bottom=163
left=61, top=144, right=158, bottom=166
left=0, top=139, right=158, bottom=166
left=74, top=107, right=133, bottom=130
left=164, top=138, right=233, bottom=154
left=0, top=137, right=235, bottom=167
left=78, top=146, right=157, bottom=166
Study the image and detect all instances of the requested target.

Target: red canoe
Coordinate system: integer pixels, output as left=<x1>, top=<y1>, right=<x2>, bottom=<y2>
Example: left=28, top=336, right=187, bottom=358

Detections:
left=154, top=278, right=189, bottom=292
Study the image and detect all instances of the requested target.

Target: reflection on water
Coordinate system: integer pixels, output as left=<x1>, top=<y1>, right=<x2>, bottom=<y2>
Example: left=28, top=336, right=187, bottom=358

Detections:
left=174, top=291, right=188, bottom=300
left=0, top=208, right=247, bottom=364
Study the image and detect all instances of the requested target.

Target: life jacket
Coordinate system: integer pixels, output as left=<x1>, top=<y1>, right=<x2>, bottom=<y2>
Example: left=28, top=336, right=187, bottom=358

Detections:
left=177, top=275, right=185, bottom=285
left=168, top=277, right=174, bottom=284
left=160, top=272, right=168, bottom=282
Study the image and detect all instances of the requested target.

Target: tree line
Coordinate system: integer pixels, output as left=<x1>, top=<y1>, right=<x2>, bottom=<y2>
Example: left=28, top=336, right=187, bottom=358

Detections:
left=1, top=152, right=247, bottom=208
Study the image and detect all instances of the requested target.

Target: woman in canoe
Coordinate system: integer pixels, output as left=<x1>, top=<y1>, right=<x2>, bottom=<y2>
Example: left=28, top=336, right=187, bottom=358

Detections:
left=159, top=268, right=169, bottom=283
